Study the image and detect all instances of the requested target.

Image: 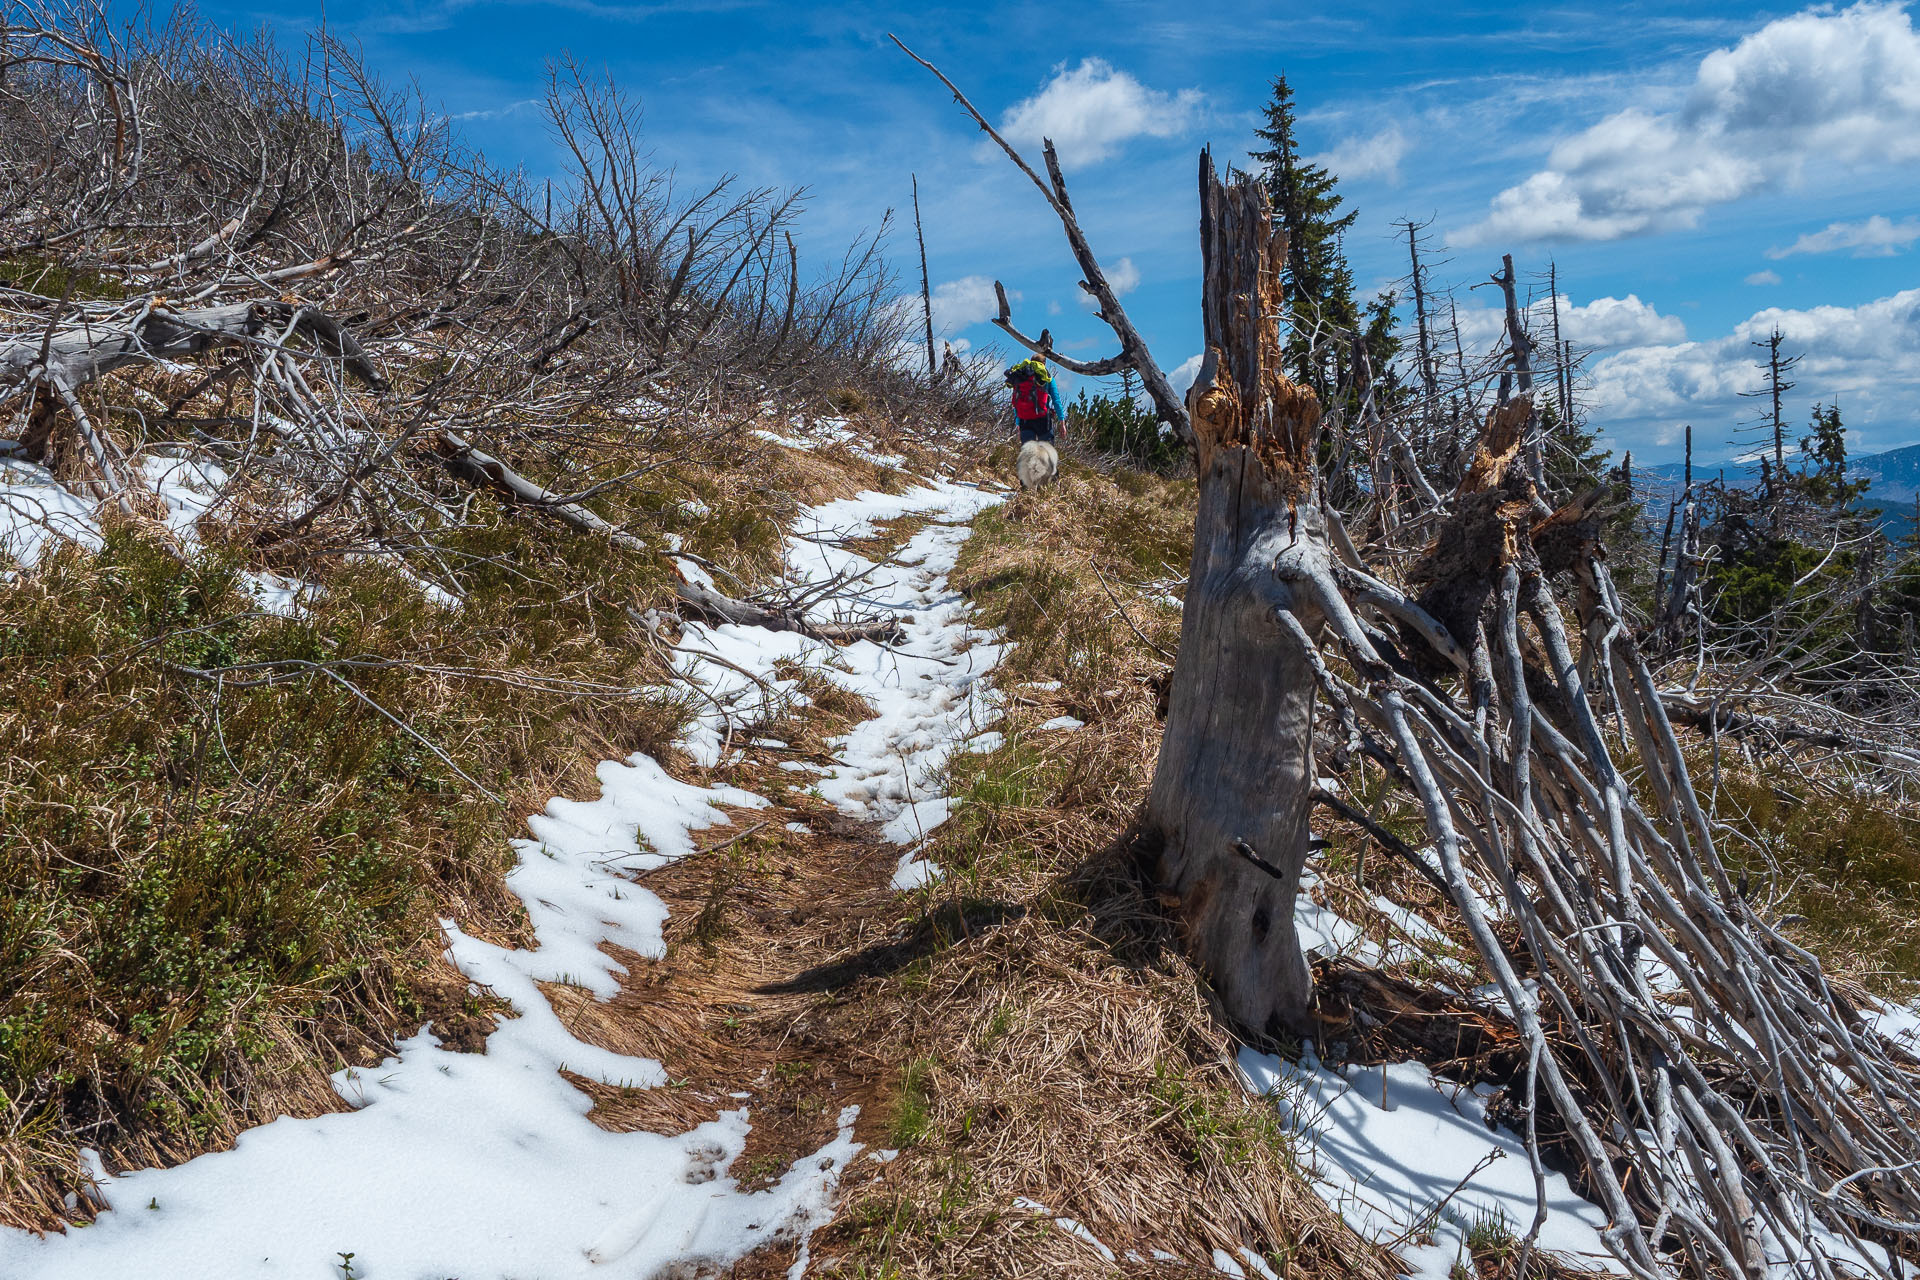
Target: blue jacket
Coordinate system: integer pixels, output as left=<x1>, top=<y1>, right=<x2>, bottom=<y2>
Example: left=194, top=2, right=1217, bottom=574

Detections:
left=1007, top=359, right=1063, bottom=424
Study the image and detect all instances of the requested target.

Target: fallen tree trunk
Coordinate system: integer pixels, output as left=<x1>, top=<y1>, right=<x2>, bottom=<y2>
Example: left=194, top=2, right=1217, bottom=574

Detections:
left=434, top=429, right=902, bottom=645
left=670, top=576, right=905, bottom=645
left=0, top=299, right=385, bottom=394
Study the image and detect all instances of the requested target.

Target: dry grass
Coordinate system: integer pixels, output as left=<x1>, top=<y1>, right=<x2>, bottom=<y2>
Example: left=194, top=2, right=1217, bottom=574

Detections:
left=0, top=408, right=937, bottom=1229
left=776, top=457, right=1400, bottom=1279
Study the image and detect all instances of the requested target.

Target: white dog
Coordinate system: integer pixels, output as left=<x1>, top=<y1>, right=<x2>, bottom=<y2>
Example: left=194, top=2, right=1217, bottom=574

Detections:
left=1016, top=439, right=1059, bottom=490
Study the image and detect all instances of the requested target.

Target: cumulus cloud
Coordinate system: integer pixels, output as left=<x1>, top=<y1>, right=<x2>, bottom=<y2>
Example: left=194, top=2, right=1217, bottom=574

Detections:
left=1768, top=214, right=1920, bottom=259
left=885, top=276, right=1009, bottom=373
left=1167, top=353, right=1205, bottom=397
left=1079, top=256, right=1141, bottom=309
left=927, top=275, right=1004, bottom=338
left=1585, top=288, right=1920, bottom=455
left=1458, top=3, right=1920, bottom=244
left=999, top=59, right=1203, bottom=167
left=1453, top=293, right=1686, bottom=355
left=1310, top=124, right=1407, bottom=182
left=1746, top=269, right=1783, bottom=286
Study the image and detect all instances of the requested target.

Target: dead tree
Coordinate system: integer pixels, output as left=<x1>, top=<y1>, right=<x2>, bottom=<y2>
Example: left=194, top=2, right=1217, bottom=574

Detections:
left=1140, top=152, right=1329, bottom=1034
left=1492, top=253, right=1545, bottom=491
left=890, top=35, right=1191, bottom=441
left=1737, top=327, right=1802, bottom=534
left=1396, top=217, right=1438, bottom=412
left=912, top=174, right=936, bottom=380
left=909, top=48, right=1920, bottom=1275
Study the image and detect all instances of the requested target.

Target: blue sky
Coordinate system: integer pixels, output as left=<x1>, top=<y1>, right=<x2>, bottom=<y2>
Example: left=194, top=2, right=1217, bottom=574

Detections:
left=164, top=0, right=1918, bottom=463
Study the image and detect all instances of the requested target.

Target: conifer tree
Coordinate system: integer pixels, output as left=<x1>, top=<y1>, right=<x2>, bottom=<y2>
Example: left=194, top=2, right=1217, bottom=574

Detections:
left=1796, top=403, right=1870, bottom=513
left=1250, top=75, right=1358, bottom=393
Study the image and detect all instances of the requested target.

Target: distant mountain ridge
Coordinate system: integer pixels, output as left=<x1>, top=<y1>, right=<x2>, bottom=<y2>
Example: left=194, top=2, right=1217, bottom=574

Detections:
left=1635, top=441, right=1920, bottom=537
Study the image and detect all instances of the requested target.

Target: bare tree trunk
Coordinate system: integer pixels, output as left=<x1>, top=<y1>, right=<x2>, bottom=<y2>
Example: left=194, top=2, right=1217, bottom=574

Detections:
left=1140, top=153, right=1327, bottom=1036
left=1494, top=254, right=1543, bottom=491
left=1660, top=425, right=1698, bottom=646
left=1399, top=218, right=1437, bottom=411
left=1548, top=260, right=1572, bottom=425
left=912, top=174, right=935, bottom=381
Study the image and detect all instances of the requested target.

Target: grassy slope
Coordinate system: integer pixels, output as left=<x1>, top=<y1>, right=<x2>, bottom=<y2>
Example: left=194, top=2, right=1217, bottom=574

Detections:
left=0, top=412, right=923, bottom=1225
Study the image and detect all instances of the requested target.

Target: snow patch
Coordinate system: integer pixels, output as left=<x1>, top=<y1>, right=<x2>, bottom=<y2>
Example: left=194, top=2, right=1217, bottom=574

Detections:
left=1240, top=1046, right=1620, bottom=1280
left=0, top=669, right=857, bottom=1280
left=671, top=480, right=1005, bottom=889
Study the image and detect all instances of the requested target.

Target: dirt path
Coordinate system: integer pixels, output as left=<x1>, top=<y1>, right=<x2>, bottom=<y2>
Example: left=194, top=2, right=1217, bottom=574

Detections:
left=0, top=480, right=1004, bottom=1280
left=539, top=492, right=1017, bottom=1271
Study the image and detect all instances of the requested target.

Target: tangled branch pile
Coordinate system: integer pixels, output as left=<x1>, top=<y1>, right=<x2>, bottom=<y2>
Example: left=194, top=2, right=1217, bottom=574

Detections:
left=898, top=36, right=1920, bottom=1267
left=1187, top=180, right=1920, bottom=1280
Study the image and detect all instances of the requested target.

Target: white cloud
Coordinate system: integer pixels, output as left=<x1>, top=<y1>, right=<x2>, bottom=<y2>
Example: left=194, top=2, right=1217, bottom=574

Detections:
left=1768, top=214, right=1920, bottom=259
left=1746, top=269, right=1783, bottom=286
left=885, top=276, right=1010, bottom=374
left=927, top=275, right=1004, bottom=338
left=1079, top=256, right=1141, bottom=309
left=1167, top=353, right=1205, bottom=397
left=999, top=59, right=1203, bottom=167
left=1453, top=293, right=1686, bottom=355
left=1564, top=294, right=1687, bottom=348
left=1584, top=288, right=1920, bottom=455
left=445, top=98, right=540, bottom=123
left=1458, top=3, right=1920, bottom=244
left=1310, top=124, right=1407, bottom=183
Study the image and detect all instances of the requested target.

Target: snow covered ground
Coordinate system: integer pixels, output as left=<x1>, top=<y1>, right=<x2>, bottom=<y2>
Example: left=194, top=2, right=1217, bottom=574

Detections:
left=1240, top=1047, right=1618, bottom=1278
left=0, top=455, right=312, bottom=612
left=0, top=476, right=1004, bottom=1280
left=664, top=479, right=1007, bottom=889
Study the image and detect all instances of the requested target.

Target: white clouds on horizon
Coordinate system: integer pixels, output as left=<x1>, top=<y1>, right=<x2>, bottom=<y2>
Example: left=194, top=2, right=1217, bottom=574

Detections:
left=998, top=59, right=1203, bottom=167
left=1768, top=214, right=1920, bottom=259
left=1456, top=2, right=1920, bottom=245
left=1584, top=288, right=1920, bottom=454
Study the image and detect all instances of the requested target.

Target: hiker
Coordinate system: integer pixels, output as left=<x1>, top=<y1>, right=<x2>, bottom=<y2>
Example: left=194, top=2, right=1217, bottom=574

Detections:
left=1005, top=354, right=1063, bottom=489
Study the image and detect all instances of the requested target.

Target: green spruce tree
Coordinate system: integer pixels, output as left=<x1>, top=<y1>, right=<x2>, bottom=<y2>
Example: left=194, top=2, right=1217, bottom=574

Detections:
left=1795, top=403, right=1870, bottom=513
left=1250, top=74, right=1358, bottom=396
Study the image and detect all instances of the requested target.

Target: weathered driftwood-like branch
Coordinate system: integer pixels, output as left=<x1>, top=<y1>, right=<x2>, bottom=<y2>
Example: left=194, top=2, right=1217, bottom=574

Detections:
left=889, top=34, right=1191, bottom=441
left=0, top=300, right=385, bottom=393
left=434, top=430, right=901, bottom=645
left=989, top=282, right=1132, bottom=377
left=671, top=576, right=904, bottom=645
left=432, top=429, right=648, bottom=554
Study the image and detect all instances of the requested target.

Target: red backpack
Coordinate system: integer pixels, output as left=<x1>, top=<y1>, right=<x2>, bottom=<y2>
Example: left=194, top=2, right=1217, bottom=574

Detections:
left=1011, top=371, right=1048, bottom=420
